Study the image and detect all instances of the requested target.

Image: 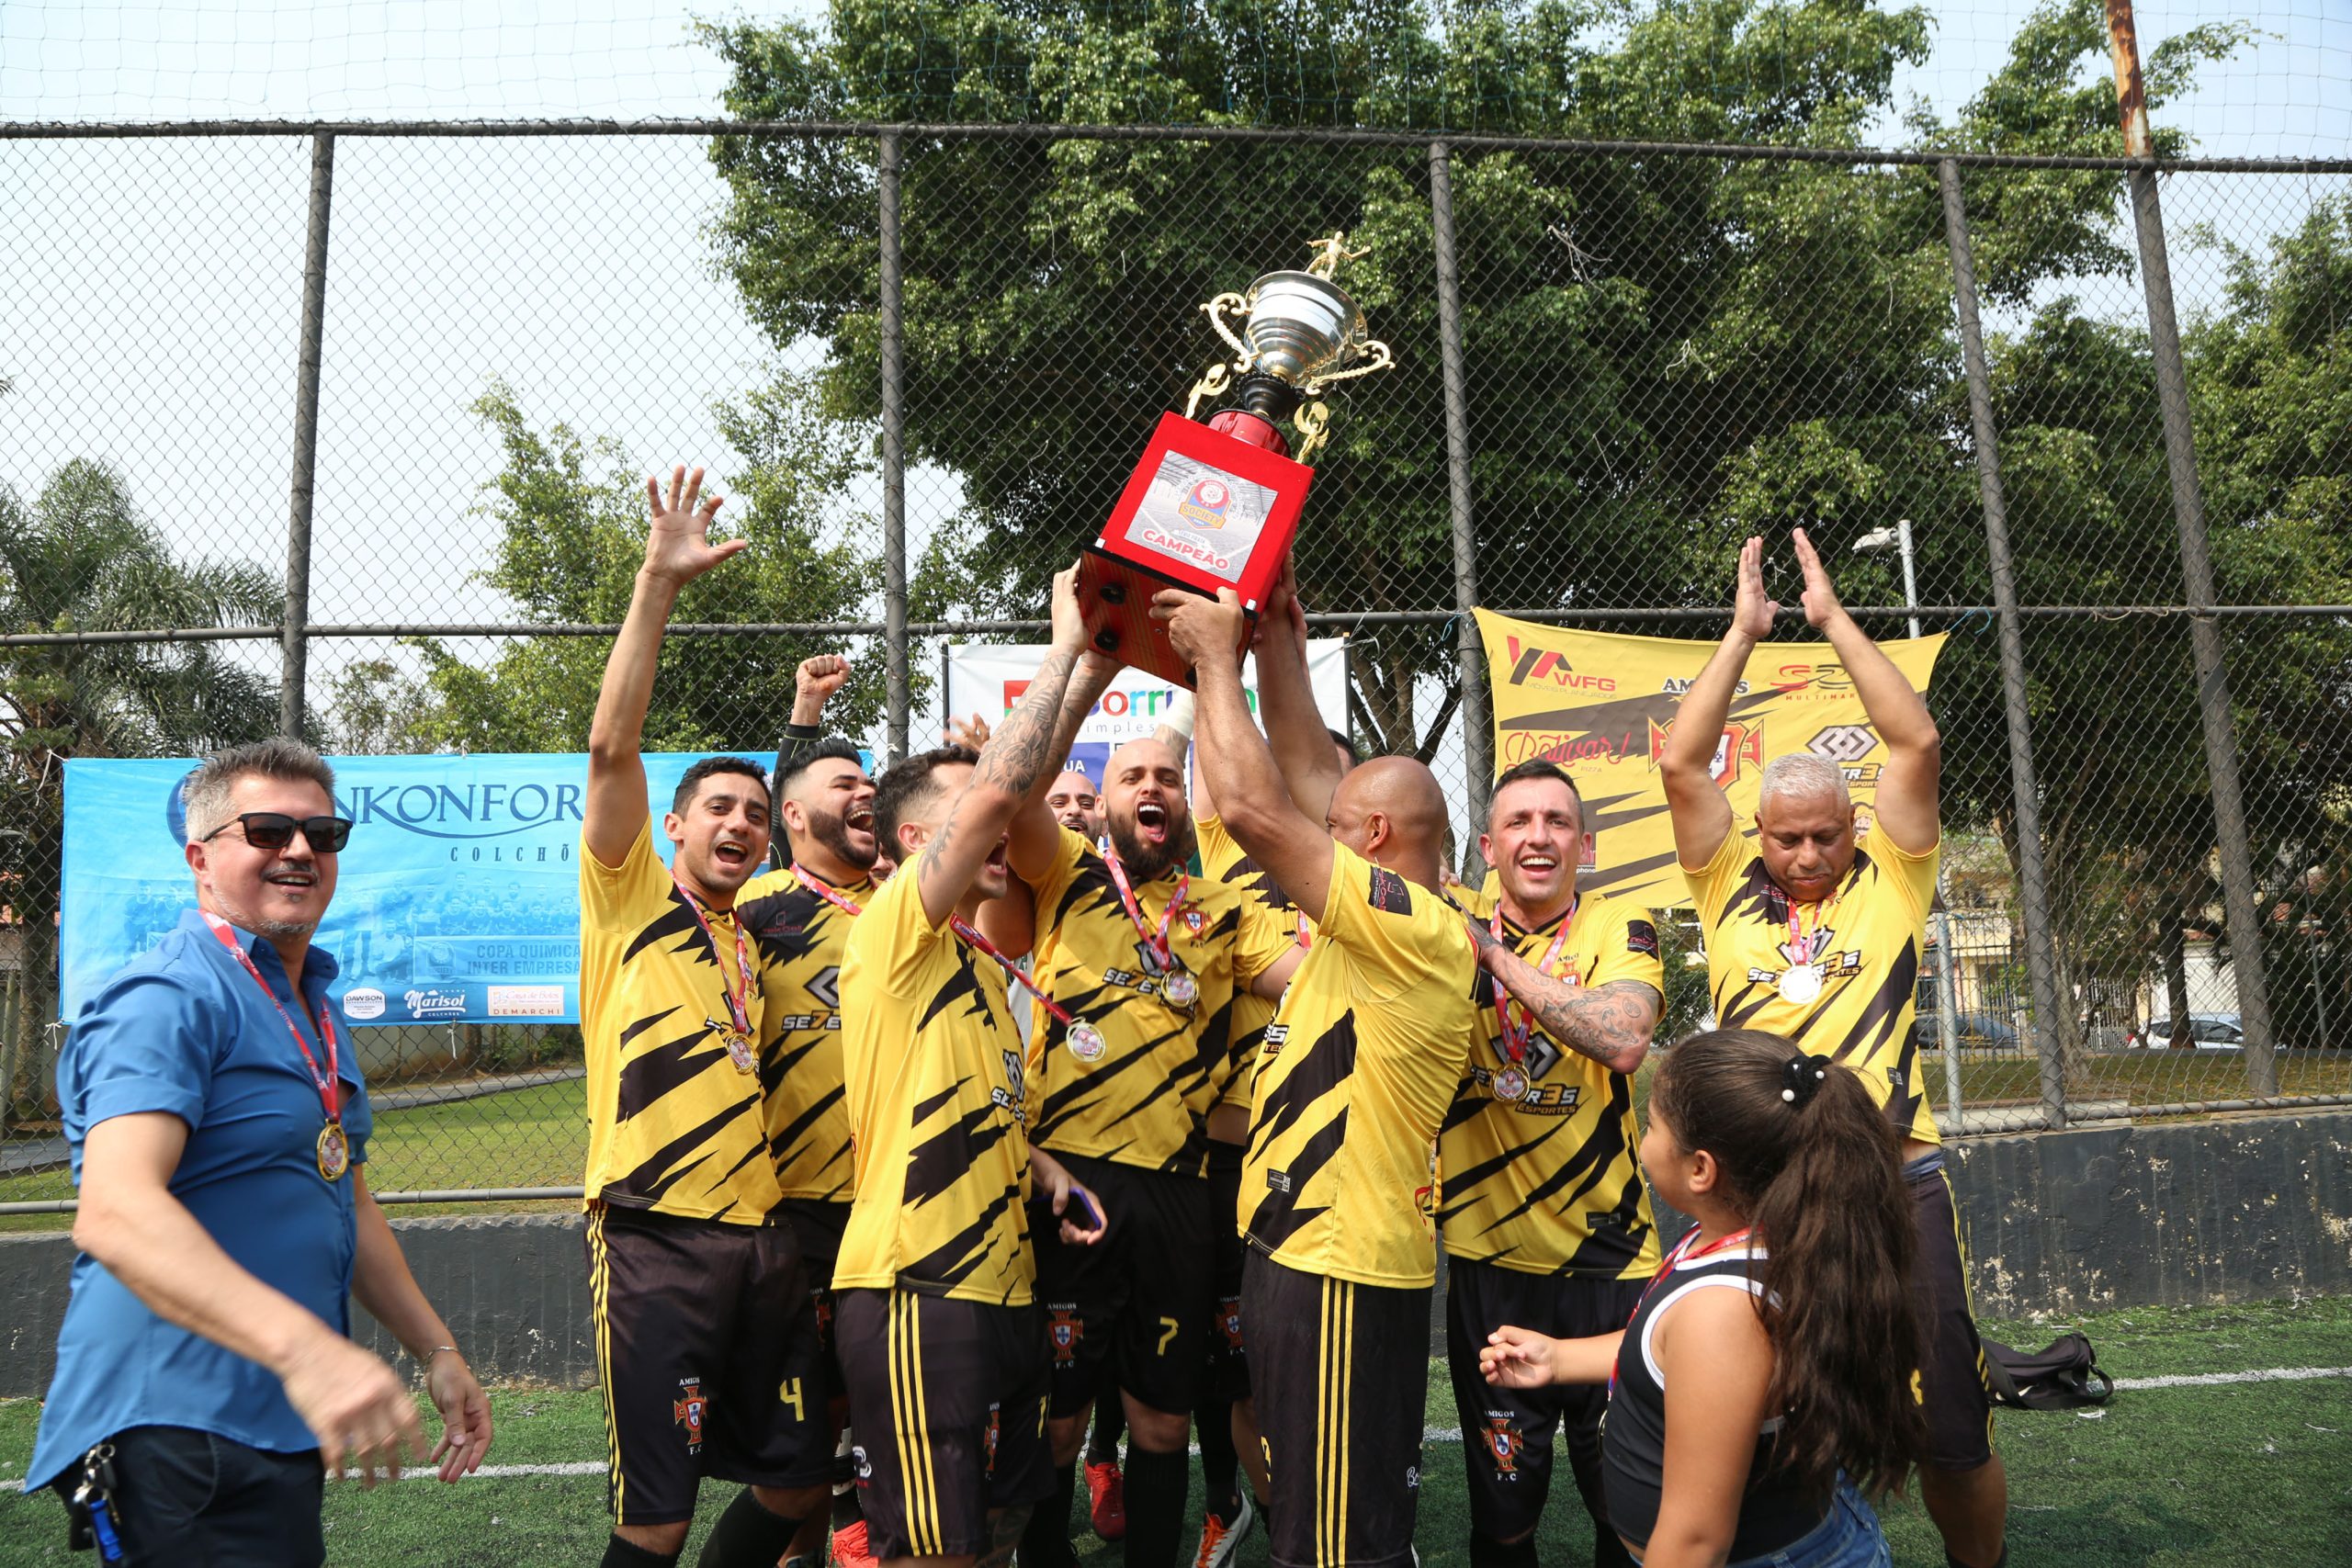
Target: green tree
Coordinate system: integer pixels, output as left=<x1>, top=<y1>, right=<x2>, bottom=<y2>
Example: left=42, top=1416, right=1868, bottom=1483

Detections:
left=0, top=458, right=281, bottom=1115
left=334, top=378, right=904, bottom=757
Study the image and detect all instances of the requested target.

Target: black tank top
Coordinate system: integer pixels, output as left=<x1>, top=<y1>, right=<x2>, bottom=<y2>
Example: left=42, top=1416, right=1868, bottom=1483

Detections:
left=1602, top=1237, right=1826, bottom=1559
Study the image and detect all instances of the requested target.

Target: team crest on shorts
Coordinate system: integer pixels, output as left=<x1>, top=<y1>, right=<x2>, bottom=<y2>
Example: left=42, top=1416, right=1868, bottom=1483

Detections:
left=1484, top=1415, right=1522, bottom=1477
left=673, top=1378, right=709, bottom=1452
left=1219, top=1298, right=1246, bottom=1352
left=1049, top=1306, right=1086, bottom=1362
left=984, top=1403, right=1003, bottom=1476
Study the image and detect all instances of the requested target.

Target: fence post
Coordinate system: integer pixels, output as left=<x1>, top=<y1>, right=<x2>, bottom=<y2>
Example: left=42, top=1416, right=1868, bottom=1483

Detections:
left=1938, top=158, right=2070, bottom=1131
left=1428, top=140, right=1492, bottom=832
left=2105, top=0, right=2278, bottom=1093
left=878, top=127, right=910, bottom=761
left=281, top=131, right=335, bottom=739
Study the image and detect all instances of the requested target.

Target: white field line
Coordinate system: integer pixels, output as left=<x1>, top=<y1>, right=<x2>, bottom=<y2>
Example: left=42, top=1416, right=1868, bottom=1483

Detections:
left=6, top=1364, right=2347, bottom=1494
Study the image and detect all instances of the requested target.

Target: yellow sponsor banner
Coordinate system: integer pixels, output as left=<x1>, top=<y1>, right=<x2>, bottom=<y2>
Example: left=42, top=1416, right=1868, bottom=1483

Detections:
left=1472, top=609, right=1945, bottom=909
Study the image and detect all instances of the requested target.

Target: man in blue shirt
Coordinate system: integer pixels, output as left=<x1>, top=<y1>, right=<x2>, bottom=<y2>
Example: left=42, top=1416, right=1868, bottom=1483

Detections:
left=28, top=738, right=494, bottom=1565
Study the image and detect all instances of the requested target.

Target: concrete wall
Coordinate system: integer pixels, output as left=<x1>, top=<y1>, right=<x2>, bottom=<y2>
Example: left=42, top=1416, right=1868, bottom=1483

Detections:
left=4, top=1111, right=2348, bottom=1396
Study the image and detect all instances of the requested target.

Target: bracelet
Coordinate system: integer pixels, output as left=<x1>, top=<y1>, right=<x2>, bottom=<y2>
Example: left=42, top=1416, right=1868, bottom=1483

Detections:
left=424, top=1345, right=461, bottom=1362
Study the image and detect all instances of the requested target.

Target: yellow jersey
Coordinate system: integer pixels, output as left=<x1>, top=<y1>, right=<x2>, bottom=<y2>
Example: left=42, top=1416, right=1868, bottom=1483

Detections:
left=739, top=863, right=876, bottom=1203
left=1196, top=813, right=1308, bottom=1116
left=1685, top=825, right=1941, bottom=1145
left=1435, top=892, right=1666, bottom=1279
left=1024, top=827, right=1283, bottom=1175
left=1241, top=843, right=1480, bottom=1288
left=835, top=846, right=1035, bottom=1303
left=579, top=821, right=781, bottom=1224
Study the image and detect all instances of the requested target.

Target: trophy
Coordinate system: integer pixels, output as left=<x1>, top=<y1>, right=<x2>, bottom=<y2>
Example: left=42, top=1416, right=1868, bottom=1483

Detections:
left=1080, top=232, right=1394, bottom=686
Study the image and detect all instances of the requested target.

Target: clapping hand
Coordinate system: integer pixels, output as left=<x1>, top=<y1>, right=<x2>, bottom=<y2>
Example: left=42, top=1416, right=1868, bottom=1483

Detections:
left=1790, top=527, right=1847, bottom=630
left=1732, top=536, right=1778, bottom=641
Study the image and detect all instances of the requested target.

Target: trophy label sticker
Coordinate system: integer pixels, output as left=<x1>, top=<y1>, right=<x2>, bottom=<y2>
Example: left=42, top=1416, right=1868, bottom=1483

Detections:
left=1133, top=452, right=1276, bottom=585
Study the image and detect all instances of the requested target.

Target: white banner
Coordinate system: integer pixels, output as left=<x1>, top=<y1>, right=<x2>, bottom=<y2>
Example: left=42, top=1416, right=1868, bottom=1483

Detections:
left=944, top=640, right=1351, bottom=784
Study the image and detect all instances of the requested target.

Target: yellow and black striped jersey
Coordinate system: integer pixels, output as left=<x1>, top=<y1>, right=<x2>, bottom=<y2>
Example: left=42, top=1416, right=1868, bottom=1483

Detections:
left=1242, top=842, right=1480, bottom=1288
left=1436, top=892, right=1666, bottom=1279
left=579, top=820, right=781, bottom=1224
left=738, top=864, right=876, bottom=1202
left=1686, top=826, right=1942, bottom=1145
left=1196, top=813, right=1309, bottom=1115
left=836, top=845, right=1035, bottom=1304
left=1023, top=827, right=1283, bottom=1176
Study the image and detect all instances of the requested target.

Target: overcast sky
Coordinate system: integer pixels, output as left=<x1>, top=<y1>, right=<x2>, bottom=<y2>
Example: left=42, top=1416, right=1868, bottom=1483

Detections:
left=2, top=0, right=2345, bottom=770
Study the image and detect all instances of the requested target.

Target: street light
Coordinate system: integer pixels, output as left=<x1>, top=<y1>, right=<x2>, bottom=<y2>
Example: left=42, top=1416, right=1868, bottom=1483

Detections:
left=1855, top=519, right=1964, bottom=1124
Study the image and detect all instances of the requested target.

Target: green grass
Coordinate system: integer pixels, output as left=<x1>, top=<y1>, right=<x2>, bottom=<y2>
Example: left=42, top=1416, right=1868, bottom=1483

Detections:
left=2, top=1295, right=2346, bottom=1566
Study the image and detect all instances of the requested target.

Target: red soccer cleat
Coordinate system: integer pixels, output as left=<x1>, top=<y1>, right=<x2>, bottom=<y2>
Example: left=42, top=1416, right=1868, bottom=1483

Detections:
left=831, top=1517, right=879, bottom=1568
left=1086, top=1457, right=1127, bottom=1540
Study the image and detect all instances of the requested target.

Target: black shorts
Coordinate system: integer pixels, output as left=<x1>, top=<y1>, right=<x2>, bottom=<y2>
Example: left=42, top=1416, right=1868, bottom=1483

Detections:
left=1034, top=1151, right=1216, bottom=1420
left=1243, top=1250, right=1429, bottom=1568
left=49, top=1426, right=324, bottom=1567
left=1205, top=1143, right=1250, bottom=1402
left=1909, top=1153, right=1996, bottom=1471
left=837, top=1288, right=1057, bottom=1560
left=783, top=1198, right=854, bottom=1460
left=585, top=1202, right=831, bottom=1526
left=1445, top=1257, right=1647, bottom=1540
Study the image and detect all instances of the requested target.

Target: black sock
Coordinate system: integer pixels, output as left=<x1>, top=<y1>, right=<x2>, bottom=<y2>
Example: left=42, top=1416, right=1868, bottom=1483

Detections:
left=696, top=1493, right=805, bottom=1568
left=602, top=1537, right=680, bottom=1568
left=1469, top=1529, right=1539, bottom=1568
left=1021, top=1461, right=1080, bottom=1568
left=831, top=1488, right=864, bottom=1531
left=1123, top=1448, right=1189, bottom=1568
left=1948, top=1553, right=2007, bottom=1568
left=1089, top=1388, right=1126, bottom=1466
left=1195, top=1394, right=1239, bottom=1519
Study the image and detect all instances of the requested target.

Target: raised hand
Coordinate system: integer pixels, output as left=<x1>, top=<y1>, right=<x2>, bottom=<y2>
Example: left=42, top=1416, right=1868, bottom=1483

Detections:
left=1732, top=535, right=1778, bottom=641
left=944, top=711, right=993, bottom=750
left=1790, top=527, right=1846, bottom=630
left=1048, top=559, right=1093, bottom=654
left=797, top=654, right=852, bottom=705
left=1150, top=587, right=1248, bottom=671
left=640, top=465, right=745, bottom=587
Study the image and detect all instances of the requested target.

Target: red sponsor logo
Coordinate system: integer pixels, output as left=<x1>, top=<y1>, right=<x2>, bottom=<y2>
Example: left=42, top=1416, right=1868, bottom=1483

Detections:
left=1649, top=718, right=1763, bottom=787
left=1500, top=729, right=1637, bottom=767
left=1503, top=636, right=1617, bottom=694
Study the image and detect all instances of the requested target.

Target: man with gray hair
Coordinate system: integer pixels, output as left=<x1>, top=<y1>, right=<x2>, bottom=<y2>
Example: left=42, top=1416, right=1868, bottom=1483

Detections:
left=1661, top=530, right=2008, bottom=1568
left=28, top=737, right=492, bottom=1565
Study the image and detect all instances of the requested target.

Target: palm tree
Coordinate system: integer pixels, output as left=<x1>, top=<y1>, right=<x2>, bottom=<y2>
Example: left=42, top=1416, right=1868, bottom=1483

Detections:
left=0, top=458, right=283, bottom=1128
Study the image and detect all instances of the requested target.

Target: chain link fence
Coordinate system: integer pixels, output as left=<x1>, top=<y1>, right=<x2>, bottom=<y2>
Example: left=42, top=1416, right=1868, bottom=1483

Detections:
left=3, top=121, right=2348, bottom=1210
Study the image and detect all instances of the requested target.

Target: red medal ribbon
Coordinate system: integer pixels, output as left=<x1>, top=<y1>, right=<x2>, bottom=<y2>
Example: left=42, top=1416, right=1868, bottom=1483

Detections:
left=1784, top=866, right=1855, bottom=969
left=950, top=913, right=1076, bottom=1027
left=1609, top=1224, right=1758, bottom=1397
left=673, top=877, right=755, bottom=1039
left=1489, top=900, right=1577, bottom=1067
left=1099, top=837, right=1188, bottom=975
left=201, top=912, right=340, bottom=1128
left=793, top=863, right=869, bottom=922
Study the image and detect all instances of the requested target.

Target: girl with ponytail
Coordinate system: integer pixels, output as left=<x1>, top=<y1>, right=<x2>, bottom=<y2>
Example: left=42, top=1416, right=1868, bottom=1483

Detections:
left=1479, top=1029, right=1926, bottom=1568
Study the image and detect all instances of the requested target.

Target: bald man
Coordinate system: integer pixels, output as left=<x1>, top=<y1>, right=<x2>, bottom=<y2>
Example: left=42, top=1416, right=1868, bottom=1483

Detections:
left=1003, top=731, right=1301, bottom=1568
left=1663, top=531, right=2006, bottom=1568
left=1158, top=570, right=1479, bottom=1568
left=1045, top=769, right=1104, bottom=838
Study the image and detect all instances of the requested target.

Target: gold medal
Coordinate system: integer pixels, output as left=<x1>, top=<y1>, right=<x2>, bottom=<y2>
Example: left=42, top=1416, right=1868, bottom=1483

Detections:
left=1163, top=970, right=1198, bottom=1008
left=1068, top=1021, right=1110, bottom=1063
left=723, top=1030, right=758, bottom=1074
left=316, top=1122, right=350, bottom=1181
left=1778, top=964, right=1824, bottom=1005
left=1492, top=1066, right=1530, bottom=1104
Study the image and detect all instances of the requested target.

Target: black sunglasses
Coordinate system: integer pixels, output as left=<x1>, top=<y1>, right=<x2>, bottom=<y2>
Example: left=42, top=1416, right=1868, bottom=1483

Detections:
left=200, top=812, right=355, bottom=853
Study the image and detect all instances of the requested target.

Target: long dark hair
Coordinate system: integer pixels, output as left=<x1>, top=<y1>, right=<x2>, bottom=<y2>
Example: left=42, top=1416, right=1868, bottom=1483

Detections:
left=1649, top=1029, right=1926, bottom=1500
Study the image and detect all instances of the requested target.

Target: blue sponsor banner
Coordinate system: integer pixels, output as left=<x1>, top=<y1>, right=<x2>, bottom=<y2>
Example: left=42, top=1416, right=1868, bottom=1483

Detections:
left=58, top=752, right=805, bottom=1026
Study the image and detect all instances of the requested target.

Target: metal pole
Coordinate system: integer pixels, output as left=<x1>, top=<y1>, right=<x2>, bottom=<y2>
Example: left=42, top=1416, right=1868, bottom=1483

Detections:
left=281, top=131, right=335, bottom=739
left=1939, top=158, right=2070, bottom=1129
left=1894, top=520, right=1966, bottom=1124
left=878, top=128, right=910, bottom=762
left=1428, top=141, right=1493, bottom=838
left=2104, top=0, right=2278, bottom=1094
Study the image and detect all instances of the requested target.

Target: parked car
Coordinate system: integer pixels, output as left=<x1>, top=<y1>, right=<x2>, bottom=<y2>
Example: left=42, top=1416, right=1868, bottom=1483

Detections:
left=2126, top=1013, right=2244, bottom=1051
left=1911, top=1012, right=2020, bottom=1051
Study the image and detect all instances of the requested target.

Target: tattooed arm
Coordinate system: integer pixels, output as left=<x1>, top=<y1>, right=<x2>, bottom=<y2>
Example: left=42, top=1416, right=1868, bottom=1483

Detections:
left=1007, top=649, right=1119, bottom=886
left=1465, top=921, right=1659, bottom=1075
left=912, top=563, right=1096, bottom=927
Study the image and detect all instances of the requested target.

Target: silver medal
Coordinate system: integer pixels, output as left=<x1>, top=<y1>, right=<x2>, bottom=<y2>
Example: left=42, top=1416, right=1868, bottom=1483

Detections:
left=1777, top=964, right=1824, bottom=1005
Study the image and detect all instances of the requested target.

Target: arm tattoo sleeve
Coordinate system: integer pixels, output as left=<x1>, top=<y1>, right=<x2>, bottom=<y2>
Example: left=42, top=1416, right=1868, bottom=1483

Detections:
left=1487, top=946, right=1660, bottom=1073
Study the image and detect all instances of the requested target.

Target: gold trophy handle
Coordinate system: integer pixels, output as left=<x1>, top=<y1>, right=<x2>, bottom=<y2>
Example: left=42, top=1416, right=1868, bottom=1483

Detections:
left=1201, top=291, right=1254, bottom=364
left=1302, top=338, right=1395, bottom=395
left=1292, top=400, right=1332, bottom=465
left=1184, top=361, right=1234, bottom=421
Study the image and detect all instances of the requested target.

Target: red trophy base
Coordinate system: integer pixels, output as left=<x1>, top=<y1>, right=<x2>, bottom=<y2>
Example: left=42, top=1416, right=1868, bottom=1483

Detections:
left=1081, top=409, right=1314, bottom=689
